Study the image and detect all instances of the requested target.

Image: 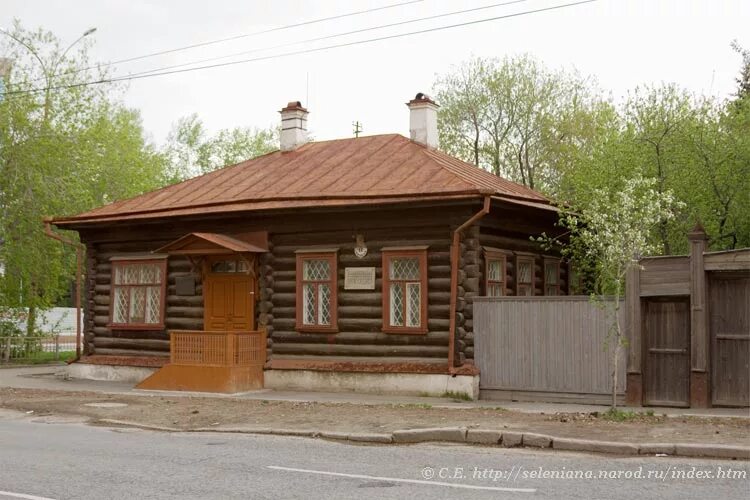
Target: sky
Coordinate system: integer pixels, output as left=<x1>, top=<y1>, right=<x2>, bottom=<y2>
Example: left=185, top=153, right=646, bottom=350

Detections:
left=2, top=0, right=749, bottom=145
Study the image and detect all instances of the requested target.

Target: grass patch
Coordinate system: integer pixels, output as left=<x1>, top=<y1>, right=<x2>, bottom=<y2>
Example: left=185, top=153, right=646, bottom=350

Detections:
left=441, top=391, right=473, bottom=402
left=7, top=351, right=75, bottom=364
left=600, top=408, right=657, bottom=422
left=396, top=403, right=433, bottom=410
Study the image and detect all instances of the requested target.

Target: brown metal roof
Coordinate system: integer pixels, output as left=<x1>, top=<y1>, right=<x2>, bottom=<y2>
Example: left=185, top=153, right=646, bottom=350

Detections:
left=51, top=134, right=551, bottom=226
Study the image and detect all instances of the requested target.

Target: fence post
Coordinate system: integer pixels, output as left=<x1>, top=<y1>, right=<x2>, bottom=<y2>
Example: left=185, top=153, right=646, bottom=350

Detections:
left=688, top=224, right=709, bottom=407
left=2, top=337, right=10, bottom=363
left=625, top=264, right=642, bottom=406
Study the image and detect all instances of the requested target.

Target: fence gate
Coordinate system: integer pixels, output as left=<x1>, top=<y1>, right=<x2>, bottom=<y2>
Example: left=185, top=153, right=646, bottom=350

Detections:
left=710, top=272, right=750, bottom=407
left=643, top=298, right=690, bottom=407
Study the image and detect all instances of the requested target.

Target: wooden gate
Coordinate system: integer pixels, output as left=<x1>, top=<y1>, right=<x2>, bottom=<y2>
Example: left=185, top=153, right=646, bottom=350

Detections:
left=643, top=299, right=690, bottom=407
left=710, top=272, right=750, bottom=407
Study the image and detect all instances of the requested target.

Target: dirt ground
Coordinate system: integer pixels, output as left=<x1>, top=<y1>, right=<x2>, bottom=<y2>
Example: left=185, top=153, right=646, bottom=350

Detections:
left=1, top=387, right=748, bottom=446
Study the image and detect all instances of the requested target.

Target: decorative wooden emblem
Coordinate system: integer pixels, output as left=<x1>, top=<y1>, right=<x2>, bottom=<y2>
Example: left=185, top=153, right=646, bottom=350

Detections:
left=354, top=234, right=368, bottom=259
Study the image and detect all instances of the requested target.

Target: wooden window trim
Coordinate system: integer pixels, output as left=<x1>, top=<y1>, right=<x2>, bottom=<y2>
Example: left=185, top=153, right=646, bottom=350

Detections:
left=295, top=251, right=338, bottom=333
left=108, top=258, right=167, bottom=330
left=515, top=253, right=535, bottom=296
left=484, top=248, right=510, bottom=297
left=382, top=248, right=428, bottom=335
left=543, top=257, right=561, bottom=296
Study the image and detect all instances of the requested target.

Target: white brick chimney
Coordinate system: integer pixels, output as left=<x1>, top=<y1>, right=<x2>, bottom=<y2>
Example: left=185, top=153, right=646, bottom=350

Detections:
left=406, top=92, right=439, bottom=149
left=279, top=101, right=308, bottom=152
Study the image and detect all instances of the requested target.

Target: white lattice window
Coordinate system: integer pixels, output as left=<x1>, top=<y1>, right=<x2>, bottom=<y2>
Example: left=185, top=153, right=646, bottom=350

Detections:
left=296, top=253, right=338, bottom=332
left=516, top=255, right=535, bottom=296
left=484, top=250, right=507, bottom=297
left=383, top=249, right=428, bottom=333
left=111, top=259, right=166, bottom=328
left=544, top=258, right=561, bottom=296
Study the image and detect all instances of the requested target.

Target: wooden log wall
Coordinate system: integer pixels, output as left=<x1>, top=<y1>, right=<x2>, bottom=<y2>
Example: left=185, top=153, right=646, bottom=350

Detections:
left=85, top=240, right=203, bottom=358
left=265, top=225, right=454, bottom=363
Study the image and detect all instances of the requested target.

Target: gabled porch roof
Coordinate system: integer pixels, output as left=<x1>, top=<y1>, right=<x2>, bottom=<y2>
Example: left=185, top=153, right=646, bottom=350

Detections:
left=154, top=232, right=268, bottom=255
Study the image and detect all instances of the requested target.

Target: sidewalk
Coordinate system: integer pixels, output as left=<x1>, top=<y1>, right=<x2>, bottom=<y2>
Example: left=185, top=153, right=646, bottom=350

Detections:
left=2, top=365, right=749, bottom=460
left=1, top=365, right=748, bottom=419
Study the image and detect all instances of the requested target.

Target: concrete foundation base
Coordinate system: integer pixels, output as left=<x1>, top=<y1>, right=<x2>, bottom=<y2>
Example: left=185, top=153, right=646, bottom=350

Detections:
left=66, top=363, right=156, bottom=384
left=264, top=369, right=480, bottom=399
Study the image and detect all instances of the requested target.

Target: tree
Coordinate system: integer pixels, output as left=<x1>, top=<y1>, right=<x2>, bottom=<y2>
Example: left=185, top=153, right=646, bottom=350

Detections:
left=546, top=176, right=683, bottom=408
left=731, top=40, right=750, bottom=100
left=0, top=21, right=167, bottom=333
left=434, top=55, right=598, bottom=191
left=164, top=113, right=277, bottom=182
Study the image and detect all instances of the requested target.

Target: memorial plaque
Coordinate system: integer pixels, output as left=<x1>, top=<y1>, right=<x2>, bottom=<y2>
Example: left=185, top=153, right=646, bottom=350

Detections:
left=344, top=267, right=376, bottom=290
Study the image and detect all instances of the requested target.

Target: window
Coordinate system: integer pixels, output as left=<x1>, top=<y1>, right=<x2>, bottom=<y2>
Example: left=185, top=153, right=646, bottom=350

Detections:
left=568, top=262, right=584, bottom=295
left=382, top=247, right=428, bottom=334
left=544, top=258, right=561, bottom=296
left=110, top=258, right=167, bottom=329
left=295, top=251, right=338, bottom=332
left=484, top=248, right=509, bottom=297
left=209, top=258, right=250, bottom=273
left=515, top=254, right=535, bottom=296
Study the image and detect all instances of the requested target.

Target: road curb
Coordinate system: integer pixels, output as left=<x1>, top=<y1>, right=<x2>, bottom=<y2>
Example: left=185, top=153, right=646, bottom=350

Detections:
left=95, top=419, right=749, bottom=460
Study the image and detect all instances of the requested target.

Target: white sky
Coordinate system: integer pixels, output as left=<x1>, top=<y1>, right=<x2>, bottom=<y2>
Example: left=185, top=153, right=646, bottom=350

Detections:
left=3, top=0, right=749, bottom=144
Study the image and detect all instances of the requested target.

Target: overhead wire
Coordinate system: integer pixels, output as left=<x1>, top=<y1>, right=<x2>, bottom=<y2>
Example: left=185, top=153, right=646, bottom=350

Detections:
left=120, top=0, right=535, bottom=81
left=21, top=0, right=425, bottom=82
left=1, top=0, right=598, bottom=97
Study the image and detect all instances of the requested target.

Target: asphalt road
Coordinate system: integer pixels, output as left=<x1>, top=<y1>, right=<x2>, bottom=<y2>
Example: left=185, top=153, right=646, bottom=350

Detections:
left=0, top=414, right=747, bottom=500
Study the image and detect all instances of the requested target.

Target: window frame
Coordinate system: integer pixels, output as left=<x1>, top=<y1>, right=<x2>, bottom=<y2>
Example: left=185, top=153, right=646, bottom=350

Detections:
left=295, top=250, right=339, bottom=333
left=382, top=247, right=428, bottom=335
left=108, top=257, right=168, bottom=330
left=543, top=257, right=561, bottom=296
left=515, top=253, right=536, bottom=296
left=568, top=261, right=584, bottom=295
left=483, top=247, right=510, bottom=297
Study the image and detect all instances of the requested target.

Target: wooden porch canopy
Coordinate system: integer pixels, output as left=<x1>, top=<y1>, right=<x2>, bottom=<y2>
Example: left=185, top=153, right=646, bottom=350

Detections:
left=154, top=232, right=269, bottom=256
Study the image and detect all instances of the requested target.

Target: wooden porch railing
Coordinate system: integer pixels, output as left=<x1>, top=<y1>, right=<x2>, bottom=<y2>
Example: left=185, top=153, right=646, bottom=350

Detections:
left=169, top=329, right=267, bottom=367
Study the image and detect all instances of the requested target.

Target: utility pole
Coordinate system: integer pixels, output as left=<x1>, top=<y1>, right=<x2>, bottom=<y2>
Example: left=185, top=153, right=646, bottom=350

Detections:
left=352, top=121, right=363, bottom=138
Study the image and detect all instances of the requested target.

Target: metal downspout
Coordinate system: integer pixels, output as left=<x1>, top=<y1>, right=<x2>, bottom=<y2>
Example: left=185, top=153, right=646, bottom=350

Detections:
left=43, top=221, right=84, bottom=362
left=448, top=195, right=491, bottom=374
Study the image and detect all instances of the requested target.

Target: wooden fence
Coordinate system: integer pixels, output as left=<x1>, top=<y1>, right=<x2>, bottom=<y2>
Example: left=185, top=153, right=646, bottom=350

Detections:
left=626, top=227, right=749, bottom=408
left=474, top=296, right=625, bottom=405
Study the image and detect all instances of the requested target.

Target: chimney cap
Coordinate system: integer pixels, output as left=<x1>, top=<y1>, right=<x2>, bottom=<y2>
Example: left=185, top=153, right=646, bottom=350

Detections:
left=280, top=101, right=308, bottom=113
left=407, top=92, right=438, bottom=107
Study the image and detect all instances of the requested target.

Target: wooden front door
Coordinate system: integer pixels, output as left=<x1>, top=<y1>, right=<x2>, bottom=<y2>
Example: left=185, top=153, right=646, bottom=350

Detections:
left=710, top=273, right=750, bottom=407
left=643, top=298, right=691, bottom=407
left=204, top=258, right=255, bottom=331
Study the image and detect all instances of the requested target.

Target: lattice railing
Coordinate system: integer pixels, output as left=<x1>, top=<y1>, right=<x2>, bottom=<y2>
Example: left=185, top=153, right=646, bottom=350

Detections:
left=170, top=329, right=267, bottom=367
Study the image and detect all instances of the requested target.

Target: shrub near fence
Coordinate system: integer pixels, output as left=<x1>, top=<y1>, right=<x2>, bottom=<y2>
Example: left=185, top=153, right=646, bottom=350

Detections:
left=474, top=296, right=626, bottom=405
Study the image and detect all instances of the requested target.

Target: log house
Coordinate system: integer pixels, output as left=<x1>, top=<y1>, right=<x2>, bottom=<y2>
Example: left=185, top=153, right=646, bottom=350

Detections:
left=49, top=94, right=569, bottom=396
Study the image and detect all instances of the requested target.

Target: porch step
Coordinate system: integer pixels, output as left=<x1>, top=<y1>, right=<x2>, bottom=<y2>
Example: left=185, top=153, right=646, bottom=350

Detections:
left=136, top=364, right=263, bottom=393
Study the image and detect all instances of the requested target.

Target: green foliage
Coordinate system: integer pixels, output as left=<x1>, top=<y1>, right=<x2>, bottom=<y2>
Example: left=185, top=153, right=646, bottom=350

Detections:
left=434, top=55, right=597, bottom=191
left=434, top=53, right=750, bottom=254
left=164, top=113, right=278, bottom=183
left=0, top=21, right=166, bottom=315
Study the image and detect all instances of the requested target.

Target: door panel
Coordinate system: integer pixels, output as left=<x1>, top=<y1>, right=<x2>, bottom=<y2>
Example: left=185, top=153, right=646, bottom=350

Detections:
left=204, top=278, right=230, bottom=331
left=710, top=273, right=750, bottom=407
left=643, top=299, right=690, bottom=407
left=204, top=275, right=255, bottom=332
left=229, top=277, right=254, bottom=330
